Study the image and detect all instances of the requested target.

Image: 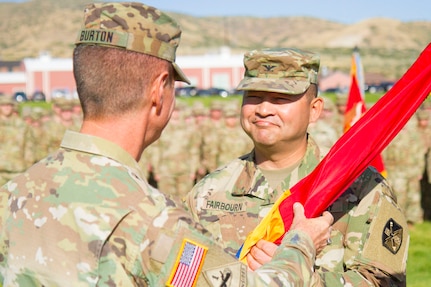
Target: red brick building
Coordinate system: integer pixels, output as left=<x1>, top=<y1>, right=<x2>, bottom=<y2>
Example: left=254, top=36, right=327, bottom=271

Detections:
left=0, top=48, right=391, bottom=101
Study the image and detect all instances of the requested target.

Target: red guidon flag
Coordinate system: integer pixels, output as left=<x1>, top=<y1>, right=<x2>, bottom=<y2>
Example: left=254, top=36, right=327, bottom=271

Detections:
left=344, top=49, right=386, bottom=177
left=238, top=43, right=431, bottom=262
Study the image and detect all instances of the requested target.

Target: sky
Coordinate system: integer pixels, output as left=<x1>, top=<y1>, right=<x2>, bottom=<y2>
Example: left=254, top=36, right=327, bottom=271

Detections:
left=125, top=0, right=428, bottom=23
left=0, top=0, right=430, bottom=24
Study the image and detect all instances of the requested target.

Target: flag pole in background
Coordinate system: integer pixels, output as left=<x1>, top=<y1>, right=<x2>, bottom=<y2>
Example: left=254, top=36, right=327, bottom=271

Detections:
left=344, top=46, right=366, bottom=132
left=238, top=43, right=431, bottom=262
left=344, top=47, right=387, bottom=177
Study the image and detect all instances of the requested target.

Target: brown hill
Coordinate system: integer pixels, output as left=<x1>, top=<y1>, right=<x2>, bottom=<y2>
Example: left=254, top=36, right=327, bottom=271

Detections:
left=1, top=0, right=430, bottom=79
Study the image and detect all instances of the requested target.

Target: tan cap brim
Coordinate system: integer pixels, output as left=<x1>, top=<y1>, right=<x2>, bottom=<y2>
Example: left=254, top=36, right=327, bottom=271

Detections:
left=237, top=77, right=310, bottom=95
left=173, top=62, right=191, bottom=85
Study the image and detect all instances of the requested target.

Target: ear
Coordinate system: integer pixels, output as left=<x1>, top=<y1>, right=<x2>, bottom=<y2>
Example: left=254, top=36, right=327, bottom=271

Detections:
left=150, top=71, right=170, bottom=115
left=309, top=96, right=323, bottom=123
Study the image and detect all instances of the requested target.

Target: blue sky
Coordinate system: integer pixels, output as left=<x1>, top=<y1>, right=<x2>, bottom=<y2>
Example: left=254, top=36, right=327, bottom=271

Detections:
left=1, top=0, right=430, bottom=24
left=139, top=0, right=428, bottom=24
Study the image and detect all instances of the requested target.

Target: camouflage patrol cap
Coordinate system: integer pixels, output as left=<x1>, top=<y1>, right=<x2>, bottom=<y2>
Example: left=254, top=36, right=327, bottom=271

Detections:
left=335, top=93, right=348, bottom=106
left=417, top=109, right=430, bottom=120
left=0, top=95, right=15, bottom=105
left=192, top=102, right=208, bottom=116
left=237, top=48, right=320, bottom=95
left=30, top=107, right=44, bottom=121
left=322, top=96, right=336, bottom=112
left=75, top=2, right=190, bottom=84
left=237, top=48, right=320, bottom=94
left=56, top=100, right=74, bottom=111
left=224, top=103, right=240, bottom=117
left=210, top=100, right=224, bottom=111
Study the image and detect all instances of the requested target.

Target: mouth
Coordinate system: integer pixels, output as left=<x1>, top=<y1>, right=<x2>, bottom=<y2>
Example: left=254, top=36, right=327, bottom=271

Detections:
left=252, top=119, right=277, bottom=128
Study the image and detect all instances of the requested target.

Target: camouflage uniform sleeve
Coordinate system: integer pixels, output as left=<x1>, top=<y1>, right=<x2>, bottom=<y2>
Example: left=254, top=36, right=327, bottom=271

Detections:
left=143, top=202, right=321, bottom=287
left=182, top=181, right=201, bottom=221
left=250, top=230, right=322, bottom=286
left=316, top=169, right=408, bottom=287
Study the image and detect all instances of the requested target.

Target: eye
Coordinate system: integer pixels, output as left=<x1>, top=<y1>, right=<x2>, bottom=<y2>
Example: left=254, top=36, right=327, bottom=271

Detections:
left=244, top=94, right=261, bottom=103
left=274, top=96, right=291, bottom=103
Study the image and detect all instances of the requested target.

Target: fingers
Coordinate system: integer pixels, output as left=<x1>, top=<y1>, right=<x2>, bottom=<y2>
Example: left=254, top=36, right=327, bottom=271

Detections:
left=321, top=210, right=334, bottom=225
left=246, top=239, right=279, bottom=271
left=255, top=239, right=278, bottom=258
left=246, top=251, right=262, bottom=271
left=292, top=202, right=306, bottom=225
left=290, top=202, right=334, bottom=254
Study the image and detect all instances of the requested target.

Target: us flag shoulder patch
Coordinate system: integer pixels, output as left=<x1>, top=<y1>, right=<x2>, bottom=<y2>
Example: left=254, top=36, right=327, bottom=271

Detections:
left=167, top=238, right=208, bottom=287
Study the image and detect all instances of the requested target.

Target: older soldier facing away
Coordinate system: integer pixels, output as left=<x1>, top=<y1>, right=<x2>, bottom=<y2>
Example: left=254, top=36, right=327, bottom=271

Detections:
left=0, top=3, right=334, bottom=286
left=185, top=48, right=409, bottom=286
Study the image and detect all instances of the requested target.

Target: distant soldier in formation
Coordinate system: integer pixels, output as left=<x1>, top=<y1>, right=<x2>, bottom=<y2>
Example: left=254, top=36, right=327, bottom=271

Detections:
left=334, top=93, right=348, bottom=134
left=201, top=100, right=226, bottom=174
left=191, top=101, right=210, bottom=183
left=217, top=101, right=253, bottom=166
left=28, top=107, right=50, bottom=163
left=417, top=103, right=431, bottom=220
left=152, top=101, right=199, bottom=200
left=308, top=96, right=340, bottom=157
left=383, top=115, right=426, bottom=226
left=0, top=96, right=35, bottom=186
left=71, top=98, right=83, bottom=127
left=43, top=98, right=80, bottom=154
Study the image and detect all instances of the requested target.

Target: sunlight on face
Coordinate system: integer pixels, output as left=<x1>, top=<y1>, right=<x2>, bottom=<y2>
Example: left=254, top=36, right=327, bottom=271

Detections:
left=241, top=91, right=313, bottom=148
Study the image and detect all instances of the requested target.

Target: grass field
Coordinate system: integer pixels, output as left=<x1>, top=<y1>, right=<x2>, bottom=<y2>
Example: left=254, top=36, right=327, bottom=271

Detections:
left=407, top=221, right=431, bottom=286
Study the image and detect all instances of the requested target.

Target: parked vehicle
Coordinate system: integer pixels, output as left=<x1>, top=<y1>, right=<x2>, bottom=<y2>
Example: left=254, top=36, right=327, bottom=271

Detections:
left=322, top=87, right=347, bottom=94
left=175, top=86, right=198, bottom=97
left=32, top=91, right=46, bottom=101
left=13, top=91, right=28, bottom=102
left=380, top=81, right=395, bottom=92
left=196, top=87, right=230, bottom=97
left=51, top=88, right=73, bottom=100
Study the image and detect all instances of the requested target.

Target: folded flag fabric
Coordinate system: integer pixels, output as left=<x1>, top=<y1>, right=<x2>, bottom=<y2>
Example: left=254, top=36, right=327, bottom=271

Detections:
left=238, top=43, right=431, bottom=261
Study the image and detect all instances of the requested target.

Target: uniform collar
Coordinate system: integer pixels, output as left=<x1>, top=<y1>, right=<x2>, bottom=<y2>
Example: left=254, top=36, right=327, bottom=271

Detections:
left=231, top=135, right=321, bottom=204
left=60, top=130, right=145, bottom=179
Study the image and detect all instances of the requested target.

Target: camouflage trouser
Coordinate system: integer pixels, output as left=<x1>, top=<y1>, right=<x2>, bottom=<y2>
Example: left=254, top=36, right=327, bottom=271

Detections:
left=387, top=172, right=424, bottom=224
left=420, top=168, right=431, bottom=221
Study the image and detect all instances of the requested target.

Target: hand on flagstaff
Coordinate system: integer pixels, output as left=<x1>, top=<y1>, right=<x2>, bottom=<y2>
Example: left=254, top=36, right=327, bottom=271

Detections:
left=246, top=202, right=334, bottom=271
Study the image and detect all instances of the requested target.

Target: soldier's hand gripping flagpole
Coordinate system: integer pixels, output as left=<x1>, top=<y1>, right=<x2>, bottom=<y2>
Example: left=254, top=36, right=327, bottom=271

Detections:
left=238, top=43, right=431, bottom=262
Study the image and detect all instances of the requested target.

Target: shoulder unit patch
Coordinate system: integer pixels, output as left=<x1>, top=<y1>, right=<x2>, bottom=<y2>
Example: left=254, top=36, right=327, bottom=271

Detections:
left=382, top=218, right=403, bottom=254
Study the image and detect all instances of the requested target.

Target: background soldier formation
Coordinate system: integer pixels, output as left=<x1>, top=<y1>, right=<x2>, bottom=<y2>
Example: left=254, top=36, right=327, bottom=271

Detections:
left=0, top=96, right=81, bottom=186
left=1, top=92, right=431, bottom=224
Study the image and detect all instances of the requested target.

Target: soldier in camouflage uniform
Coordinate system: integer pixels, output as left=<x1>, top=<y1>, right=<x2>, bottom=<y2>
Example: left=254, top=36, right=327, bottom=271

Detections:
left=217, top=101, right=253, bottom=166
left=28, top=106, right=50, bottom=163
left=71, top=98, right=83, bottom=127
left=383, top=115, right=426, bottom=225
left=185, top=48, right=409, bottom=286
left=43, top=99, right=80, bottom=155
left=201, top=100, right=226, bottom=174
left=308, top=96, right=340, bottom=158
left=0, top=3, right=334, bottom=286
left=153, top=101, right=199, bottom=200
left=0, top=96, right=35, bottom=186
left=191, top=101, right=211, bottom=182
left=417, top=106, right=431, bottom=220
left=334, top=92, right=348, bottom=134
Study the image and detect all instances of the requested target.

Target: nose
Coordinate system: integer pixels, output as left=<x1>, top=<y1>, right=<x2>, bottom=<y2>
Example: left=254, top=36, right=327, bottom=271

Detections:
left=255, top=100, right=275, bottom=117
